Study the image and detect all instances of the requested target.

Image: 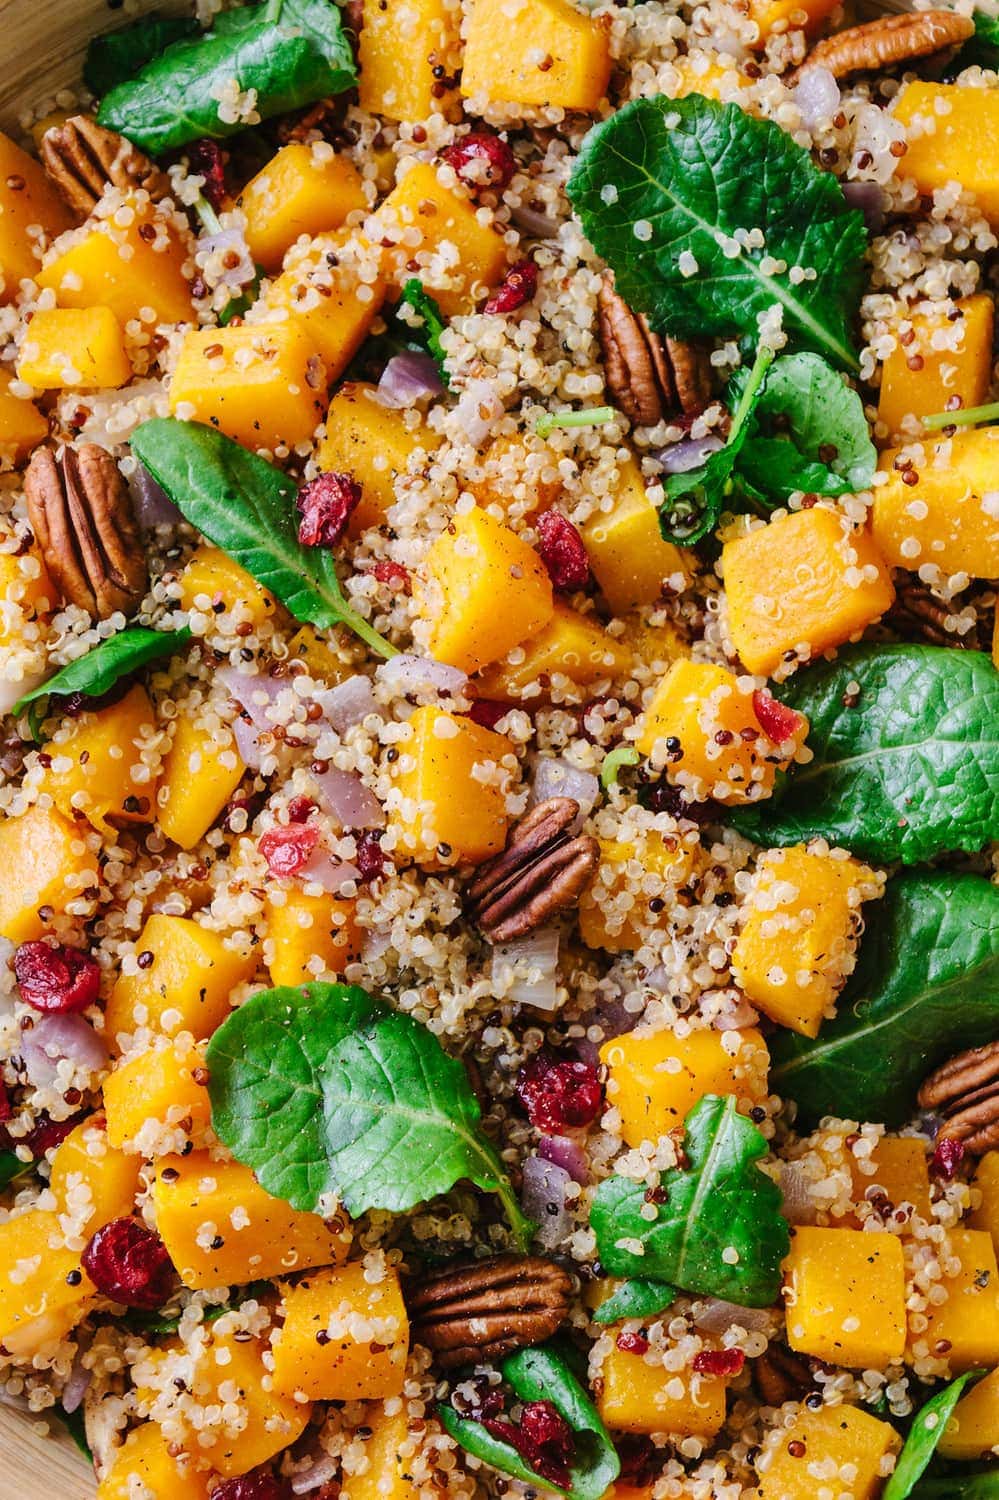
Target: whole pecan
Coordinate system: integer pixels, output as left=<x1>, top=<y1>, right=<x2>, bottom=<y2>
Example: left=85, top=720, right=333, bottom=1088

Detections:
left=408, top=1254, right=574, bottom=1369
left=597, top=273, right=710, bottom=427
left=753, top=1343, right=816, bottom=1406
left=466, top=797, right=599, bottom=943
left=798, top=10, right=973, bottom=81
left=25, top=445, right=148, bottom=620
left=918, top=1041, right=999, bottom=1155
left=40, top=115, right=168, bottom=219
left=888, top=580, right=986, bottom=652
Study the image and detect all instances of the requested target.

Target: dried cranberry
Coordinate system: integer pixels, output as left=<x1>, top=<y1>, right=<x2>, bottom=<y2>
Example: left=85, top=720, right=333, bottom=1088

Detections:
left=82, top=1218, right=175, bottom=1309
left=692, top=1348, right=746, bottom=1377
left=616, top=1330, right=649, bottom=1355
left=932, top=1135, right=965, bottom=1179
left=516, top=1052, right=602, bottom=1133
left=23, top=1111, right=82, bottom=1157
left=297, top=472, right=362, bottom=549
left=0, top=1079, right=11, bottom=1123
left=752, top=689, right=804, bottom=746
left=13, top=941, right=100, bottom=1014
left=639, top=779, right=718, bottom=824
left=212, top=1471, right=289, bottom=1500
left=355, top=829, right=385, bottom=883
left=485, top=1400, right=575, bottom=1489
left=442, top=132, right=516, bottom=194
left=259, top=823, right=320, bottom=877
left=287, top=795, right=317, bottom=824
left=188, top=138, right=228, bottom=212
left=484, top=259, right=538, bottom=315
left=372, top=560, right=410, bottom=592
left=535, top=508, right=590, bottom=592
left=616, top=1436, right=657, bottom=1486
left=467, top=699, right=509, bottom=730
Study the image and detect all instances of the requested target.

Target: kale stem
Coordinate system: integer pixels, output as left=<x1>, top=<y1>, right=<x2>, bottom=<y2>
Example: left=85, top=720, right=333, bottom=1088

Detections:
left=191, top=192, right=222, bottom=236
left=922, top=399, right=999, bottom=431
left=730, top=342, right=775, bottom=438
left=536, top=406, right=617, bottom=439
left=335, top=602, right=399, bottom=660
left=600, top=746, right=640, bottom=790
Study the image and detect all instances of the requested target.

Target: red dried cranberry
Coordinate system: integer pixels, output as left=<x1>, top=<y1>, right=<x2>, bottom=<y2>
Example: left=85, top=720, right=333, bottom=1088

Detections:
left=484, top=1400, right=575, bottom=1489
left=212, top=1471, right=289, bottom=1500
left=23, top=1111, right=83, bottom=1158
left=752, top=689, right=804, bottom=746
left=0, top=1079, right=12, bottom=1123
left=287, top=795, right=317, bottom=824
left=640, top=780, right=717, bottom=824
left=535, top=508, right=590, bottom=593
left=516, top=1052, right=602, bottom=1133
left=81, top=1218, right=175, bottom=1309
left=297, top=472, right=362, bottom=548
left=259, top=823, right=320, bottom=877
left=484, top=258, right=538, bottom=315
left=355, top=829, right=385, bottom=882
left=442, top=132, right=516, bottom=193
left=616, top=1436, right=657, bottom=1486
left=372, top=560, right=410, bottom=592
left=188, top=138, right=228, bottom=212
left=616, top=1330, right=650, bottom=1355
left=13, top=941, right=100, bottom=1014
left=467, top=699, right=509, bottom=730
left=692, top=1348, right=745, bottom=1377
left=932, top=1135, right=965, bottom=1179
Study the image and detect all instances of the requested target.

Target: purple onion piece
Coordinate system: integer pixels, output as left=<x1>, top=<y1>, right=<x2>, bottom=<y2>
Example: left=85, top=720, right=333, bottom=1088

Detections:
left=377, top=351, right=444, bottom=408
left=376, top=653, right=468, bottom=698
left=520, top=1155, right=572, bottom=1249
left=196, top=227, right=256, bottom=289
left=232, top=714, right=264, bottom=771
left=491, top=928, right=560, bottom=1010
left=655, top=434, right=726, bottom=476
left=529, top=757, right=599, bottom=827
left=315, top=674, right=381, bottom=732
left=842, top=180, right=886, bottom=236
left=314, top=766, right=385, bottom=831
left=217, top=666, right=287, bottom=729
left=539, top=1134, right=590, bottom=1185
left=298, top=845, right=361, bottom=894
left=129, top=465, right=182, bottom=530
left=510, top=202, right=560, bottom=240
left=22, top=1014, right=108, bottom=1090
left=61, top=1352, right=93, bottom=1415
left=290, top=1448, right=339, bottom=1494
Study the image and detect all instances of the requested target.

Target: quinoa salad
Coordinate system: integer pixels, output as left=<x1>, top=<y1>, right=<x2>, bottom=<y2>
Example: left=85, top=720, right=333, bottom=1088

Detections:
left=0, top=0, right=998, bottom=1495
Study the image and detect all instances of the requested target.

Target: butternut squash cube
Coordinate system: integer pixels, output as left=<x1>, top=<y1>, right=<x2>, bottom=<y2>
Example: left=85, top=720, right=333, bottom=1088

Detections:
left=671, top=56, right=754, bottom=100
left=0, top=369, right=47, bottom=465
left=636, top=659, right=808, bottom=805
left=476, top=601, right=630, bottom=702
left=580, top=458, right=691, bottom=615
left=921, top=1228, right=999, bottom=1372
left=938, top=1366, right=999, bottom=1460
left=422, top=507, right=554, bottom=672
left=103, top=1038, right=211, bottom=1151
left=153, top=1149, right=349, bottom=1289
left=38, top=201, right=196, bottom=327
left=620, top=616, right=689, bottom=673
left=0, top=132, right=72, bottom=300
left=239, top=143, right=367, bottom=272
left=370, top=163, right=507, bottom=314
left=877, top=294, right=993, bottom=439
left=49, top=1118, right=141, bottom=1233
left=873, top=426, right=999, bottom=580
left=170, top=321, right=326, bottom=451
left=178, top=544, right=279, bottom=630
left=287, top=623, right=350, bottom=682
left=263, top=236, right=385, bottom=384
left=39, top=683, right=159, bottom=834
left=0, top=1209, right=94, bottom=1357
left=359, top=0, right=459, bottom=122
left=265, top=891, right=361, bottom=984
left=104, top=912, right=255, bottom=1046
left=470, top=433, right=564, bottom=516
left=98, top=1425, right=211, bottom=1500
left=388, top=705, right=512, bottom=865
left=848, top=1136, right=932, bottom=1225
left=0, top=534, right=56, bottom=633
left=601, top=1027, right=770, bottom=1147
left=272, top=1261, right=409, bottom=1401
left=969, top=1150, right=999, bottom=1244
left=597, top=1344, right=727, bottom=1437
left=731, top=845, right=880, bottom=1038
left=342, top=1403, right=423, bottom=1500
left=0, top=804, right=98, bottom=943
left=723, top=509, right=895, bottom=677
left=578, top=832, right=699, bottom=953
left=783, top=1226, right=907, bottom=1369
left=754, top=1403, right=901, bottom=1500
left=462, top=0, right=612, bottom=111
left=316, top=381, right=440, bottom=532
left=749, top=0, right=839, bottom=41
left=893, top=82, right=999, bottom=226
left=17, top=305, right=131, bottom=390
left=157, top=714, right=244, bottom=850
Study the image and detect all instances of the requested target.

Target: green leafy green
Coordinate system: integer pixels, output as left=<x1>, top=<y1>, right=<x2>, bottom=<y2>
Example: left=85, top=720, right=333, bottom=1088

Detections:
left=567, top=95, right=866, bottom=370
left=913, top=1473, right=999, bottom=1499
left=772, top=871, right=999, bottom=1129
left=97, top=0, right=356, bottom=155
left=884, top=1371, right=985, bottom=1500
left=83, top=13, right=200, bottom=96
left=130, top=419, right=395, bottom=658
left=731, top=645, right=999, bottom=862
left=400, top=279, right=449, bottom=383
left=12, top=626, right=192, bottom=734
left=592, top=1278, right=676, bottom=1324
left=948, top=10, right=999, bottom=75
left=206, top=983, right=533, bottom=1248
left=190, top=195, right=264, bottom=327
left=590, top=1094, right=789, bottom=1306
left=0, top=1151, right=33, bottom=1192
left=55, top=1403, right=92, bottom=1461
left=439, top=1343, right=620, bottom=1500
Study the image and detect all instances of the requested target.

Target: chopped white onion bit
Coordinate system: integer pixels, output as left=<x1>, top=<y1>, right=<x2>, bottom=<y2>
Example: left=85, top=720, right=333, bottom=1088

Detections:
left=376, top=653, right=468, bottom=698
left=492, top=927, right=560, bottom=1011
left=529, top=757, right=599, bottom=826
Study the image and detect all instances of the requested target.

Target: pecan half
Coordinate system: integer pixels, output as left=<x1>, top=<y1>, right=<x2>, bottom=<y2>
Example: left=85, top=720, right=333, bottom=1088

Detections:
left=466, top=797, right=599, bottom=943
left=408, top=1254, right=574, bottom=1368
left=887, top=580, right=986, bottom=651
left=918, top=1041, right=999, bottom=1155
left=597, top=274, right=710, bottom=427
left=40, top=115, right=168, bottom=219
left=753, top=1343, right=817, bottom=1406
left=799, top=10, right=973, bottom=80
left=25, top=445, right=148, bottom=620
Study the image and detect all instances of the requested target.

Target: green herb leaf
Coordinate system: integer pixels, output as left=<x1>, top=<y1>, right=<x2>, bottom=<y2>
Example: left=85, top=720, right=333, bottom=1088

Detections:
left=948, top=10, right=999, bottom=75
left=566, top=95, right=866, bottom=370
left=130, top=418, right=396, bottom=658
left=439, top=1343, right=620, bottom=1500
left=12, top=626, right=192, bottom=728
left=83, top=13, right=200, bottom=96
left=400, top=279, right=449, bottom=383
left=590, top=1094, right=789, bottom=1306
left=730, top=644, right=999, bottom=862
left=884, top=1371, right=985, bottom=1500
left=206, top=983, right=533, bottom=1248
left=97, top=0, right=356, bottom=155
left=55, top=1403, right=92, bottom=1461
left=592, top=1278, right=677, bottom=1324
left=0, top=1151, right=33, bottom=1192
left=913, top=1472, right=999, bottom=1499
left=772, top=871, right=999, bottom=1129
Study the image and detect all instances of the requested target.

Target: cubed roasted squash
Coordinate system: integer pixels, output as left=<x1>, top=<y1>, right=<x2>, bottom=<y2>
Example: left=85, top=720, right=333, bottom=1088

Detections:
left=0, top=370, right=48, bottom=465
left=597, top=1344, right=728, bottom=1438
left=921, top=1228, right=999, bottom=1372
left=580, top=458, right=691, bottom=615
left=749, top=0, right=839, bottom=40
left=877, top=294, right=993, bottom=438
left=239, top=143, right=367, bottom=271
left=847, top=1136, right=932, bottom=1225
left=104, top=912, right=255, bottom=1046
left=476, top=602, right=630, bottom=702
left=169, top=322, right=326, bottom=451
left=262, top=235, right=385, bottom=384
left=671, top=55, right=754, bottom=99
left=286, top=623, right=351, bottom=682
left=782, top=1226, right=907, bottom=1369
left=0, top=131, right=72, bottom=300
left=157, top=713, right=244, bottom=850
left=470, top=433, right=564, bottom=516
left=0, top=532, right=56, bottom=632
left=601, top=1027, right=770, bottom=1147
left=272, top=1261, right=409, bottom=1401
left=754, top=1403, right=901, bottom=1500
left=178, top=544, right=279, bottom=630
left=103, top=1038, right=211, bottom=1152
left=731, top=845, right=881, bottom=1038
left=723, top=509, right=895, bottom=677
left=98, top=1424, right=211, bottom=1500
left=38, top=200, right=196, bottom=326
left=873, top=426, right=999, bottom=580
left=462, top=0, right=612, bottom=111
left=421, top=507, right=554, bottom=672
left=39, top=683, right=159, bottom=833
left=342, top=1403, right=423, bottom=1500
left=969, top=1150, right=999, bottom=1244
left=358, top=0, right=460, bottom=121
left=265, top=891, right=361, bottom=984
left=578, top=832, right=699, bottom=953
left=17, top=306, right=131, bottom=390
left=388, top=705, right=512, bottom=865
left=0, top=1208, right=94, bottom=1357
left=316, top=381, right=440, bottom=532
left=49, top=1118, right=141, bottom=1233
left=0, top=804, right=99, bottom=943
left=937, top=1366, right=999, bottom=1460
left=893, top=82, right=999, bottom=226
left=619, top=616, right=689, bottom=673
left=636, top=659, right=808, bottom=804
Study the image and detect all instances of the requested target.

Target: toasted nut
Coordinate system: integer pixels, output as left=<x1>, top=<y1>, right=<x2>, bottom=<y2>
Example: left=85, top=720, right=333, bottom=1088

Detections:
left=919, top=1041, right=999, bottom=1155
left=466, top=797, right=599, bottom=943
left=40, top=115, right=168, bottom=219
left=597, top=273, right=710, bottom=427
left=753, top=1343, right=817, bottom=1406
left=887, top=579, right=986, bottom=651
left=408, top=1254, right=574, bottom=1368
left=798, top=10, right=974, bottom=80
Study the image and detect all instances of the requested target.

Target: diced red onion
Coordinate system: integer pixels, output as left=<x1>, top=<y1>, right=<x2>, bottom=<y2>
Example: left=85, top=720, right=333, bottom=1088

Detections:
left=21, top=1014, right=108, bottom=1090
left=315, top=675, right=380, bottom=732
left=376, top=653, right=468, bottom=698
left=530, top=758, right=599, bottom=825
left=232, top=714, right=264, bottom=770
left=377, top=351, right=444, bottom=408
left=290, top=1449, right=339, bottom=1494
left=779, top=1160, right=818, bottom=1225
left=129, top=465, right=182, bottom=530
left=692, top=1298, right=773, bottom=1336
left=589, top=991, right=644, bottom=1043
left=492, top=928, right=559, bottom=1010
left=539, top=1134, right=590, bottom=1185
left=197, top=227, right=256, bottom=290
left=842, top=180, right=886, bottom=235
left=314, top=766, right=384, bottom=830
left=510, top=203, right=560, bottom=240
left=655, top=434, right=726, bottom=475
left=521, top=1156, right=572, bottom=1249
left=61, top=1352, right=93, bottom=1415
left=299, top=845, right=361, bottom=894
left=362, top=926, right=392, bottom=962
left=454, top=379, right=504, bottom=448
left=218, top=666, right=288, bottom=729
left=793, top=65, right=840, bottom=130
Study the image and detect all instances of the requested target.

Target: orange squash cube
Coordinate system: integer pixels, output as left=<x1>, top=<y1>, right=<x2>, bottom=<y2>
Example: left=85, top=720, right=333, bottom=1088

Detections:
left=265, top=891, right=361, bottom=984
left=877, top=294, right=993, bottom=438
left=169, top=322, right=326, bottom=452
left=671, top=55, right=754, bottom=100
left=178, top=544, right=279, bottom=630
left=0, top=804, right=99, bottom=943
left=239, top=143, right=367, bottom=271
left=98, top=1425, right=211, bottom=1500
left=921, top=1228, right=999, bottom=1372
left=370, top=163, right=507, bottom=313
left=0, top=370, right=48, bottom=465
left=847, top=1136, right=932, bottom=1225
left=470, top=433, right=564, bottom=516
left=39, top=683, right=159, bottom=833
left=157, top=713, right=245, bottom=850
left=286, top=623, right=351, bottom=682
left=103, top=1037, right=211, bottom=1151
left=580, top=458, right=691, bottom=615
left=601, top=1027, right=770, bottom=1146
left=263, top=236, right=385, bottom=384
left=272, top=1262, right=409, bottom=1402
left=597, top=1344, right=727, bottom=1438
left=388, top=705, right=512, bottom=866
left=754, top=1403, right=901, bottom=1500
left=0, top=1209, right=94, bottom=1357
left=937, top=1366, right=999, bottom=1461
left=38, top=201, right=196, bottom=327
left=316, top=382, right=440, bottom=532
left=476, top=601, right=630, bottom=702
left=17, top=305, right=132, bottom=390
left=104, top=912, right=255, bottom=1046
left=783, top=1226, right=907, bottom=1369
left=359, top=0, right=460, bottom=122
left=341, top=1403, right=424, bottom=1500
left=749, top=0, right=839, bottom=40
left=0, top=132, right=72, bottom=300
left=578, top=832, right=699, bottom=953
left=969, top=1150, right=999, bottom=1244
left=893, top=82, right=999, bottom=226
left=462, top=0, right=612, bottom=111
left=49, top=1118, right=141, bottom=1233
left=0, top=533, right=57, bottom=632
left=873, top=426, right=999, bottom=580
